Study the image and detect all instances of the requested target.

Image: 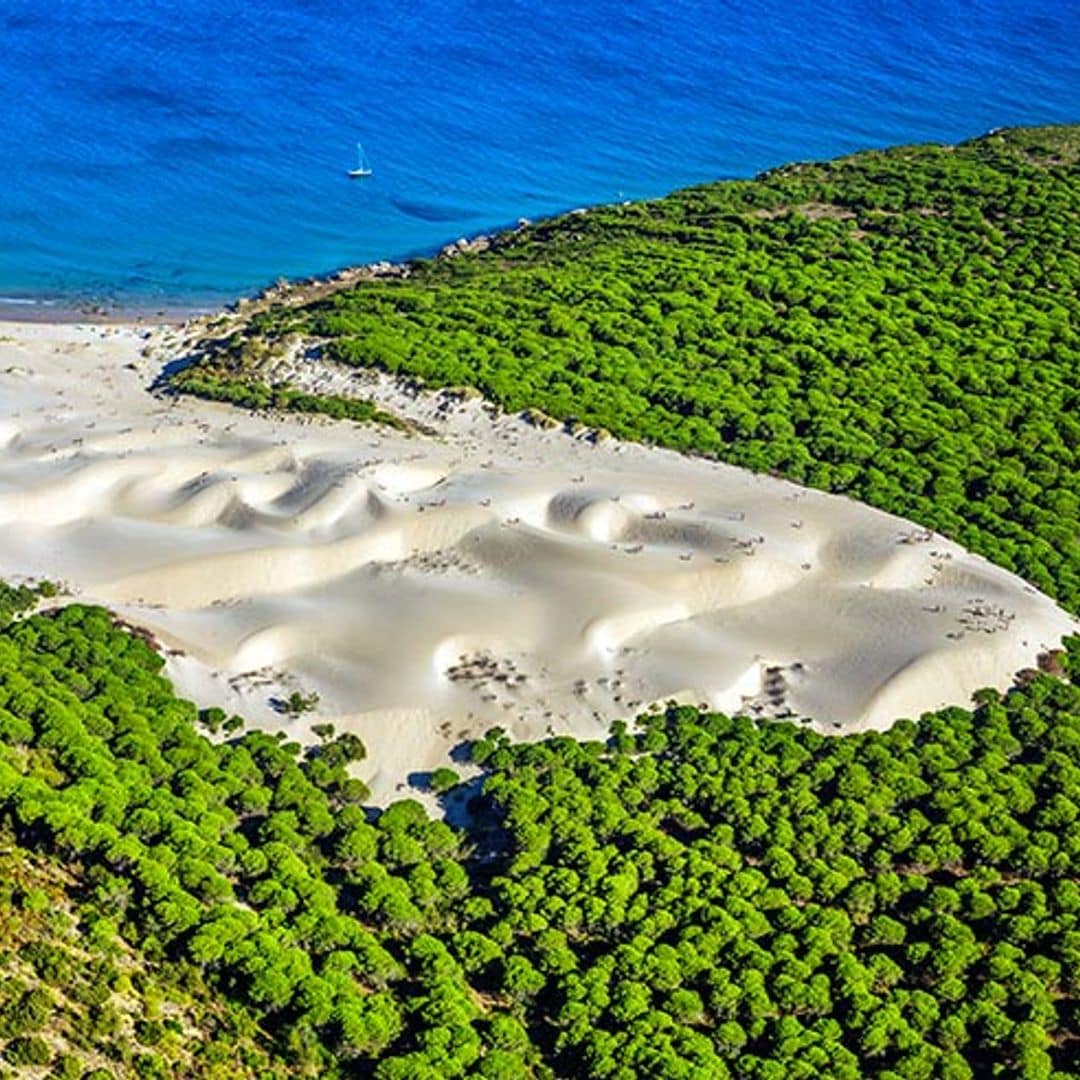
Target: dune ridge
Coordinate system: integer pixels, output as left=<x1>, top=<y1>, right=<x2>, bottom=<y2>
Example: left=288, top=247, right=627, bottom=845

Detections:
left=0, top=322, right=1074, bottom=801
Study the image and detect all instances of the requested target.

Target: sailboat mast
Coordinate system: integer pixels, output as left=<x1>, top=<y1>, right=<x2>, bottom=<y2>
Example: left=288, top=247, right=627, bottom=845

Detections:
left=347, top=140, right=371, bottom=178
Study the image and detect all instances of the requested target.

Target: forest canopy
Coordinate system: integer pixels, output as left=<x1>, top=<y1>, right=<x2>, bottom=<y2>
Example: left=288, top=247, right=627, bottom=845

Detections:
left=0, top=604, right=1077, bottom=1077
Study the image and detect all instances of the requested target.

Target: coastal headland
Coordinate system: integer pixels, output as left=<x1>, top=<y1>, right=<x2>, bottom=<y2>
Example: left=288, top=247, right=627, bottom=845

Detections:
left=1, top=123, right=1079, bottom=1077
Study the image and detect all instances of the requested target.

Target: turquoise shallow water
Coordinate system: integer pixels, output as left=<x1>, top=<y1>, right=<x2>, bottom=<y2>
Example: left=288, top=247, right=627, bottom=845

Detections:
left=2, top=0, right=1077, bottom=309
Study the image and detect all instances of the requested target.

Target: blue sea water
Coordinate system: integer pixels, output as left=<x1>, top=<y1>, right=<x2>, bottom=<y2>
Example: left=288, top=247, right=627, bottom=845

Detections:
left=1, top=0, right=1077, bottom=309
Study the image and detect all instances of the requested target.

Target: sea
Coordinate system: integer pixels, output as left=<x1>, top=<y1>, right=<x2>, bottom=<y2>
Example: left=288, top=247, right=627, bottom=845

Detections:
left=1, top=0, right=1077, bottom=312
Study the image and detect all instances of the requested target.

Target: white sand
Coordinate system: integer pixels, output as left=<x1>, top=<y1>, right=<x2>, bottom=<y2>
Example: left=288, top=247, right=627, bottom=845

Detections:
left=0, top=322, right=1074, bottom=803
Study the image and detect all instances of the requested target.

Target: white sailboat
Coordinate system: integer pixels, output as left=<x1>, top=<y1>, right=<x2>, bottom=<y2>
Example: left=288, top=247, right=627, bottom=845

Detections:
left=347, top=142, right=373, bottom=179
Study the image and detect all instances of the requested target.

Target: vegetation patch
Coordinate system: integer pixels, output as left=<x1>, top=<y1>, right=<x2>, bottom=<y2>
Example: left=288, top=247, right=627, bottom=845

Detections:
left=170, top=369, right=409, bottom=430
left=0, top=847, right=282, bottom=1077
left=0, top=579, right=58, bottom=630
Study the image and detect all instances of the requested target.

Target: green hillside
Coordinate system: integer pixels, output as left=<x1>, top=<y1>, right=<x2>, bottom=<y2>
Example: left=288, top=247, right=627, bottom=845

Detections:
left=176, top=124, right=1080, bottom=609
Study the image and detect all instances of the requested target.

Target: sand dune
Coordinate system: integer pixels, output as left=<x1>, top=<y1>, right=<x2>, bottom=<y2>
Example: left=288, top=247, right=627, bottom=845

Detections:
left=0, top=322, right=1074, bottom=802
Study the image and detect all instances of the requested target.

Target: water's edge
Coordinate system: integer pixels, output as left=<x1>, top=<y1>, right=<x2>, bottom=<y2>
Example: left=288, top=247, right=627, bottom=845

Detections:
left=0, top=208, right=543, bottom=323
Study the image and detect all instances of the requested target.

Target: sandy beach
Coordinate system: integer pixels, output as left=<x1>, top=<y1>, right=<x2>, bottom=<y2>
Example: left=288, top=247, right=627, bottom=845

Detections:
left=0, top=321, right=1073, bottom=802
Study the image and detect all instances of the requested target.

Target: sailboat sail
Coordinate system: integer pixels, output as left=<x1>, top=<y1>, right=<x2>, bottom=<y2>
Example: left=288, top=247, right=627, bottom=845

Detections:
left=348, top=142, right=372, bottom=178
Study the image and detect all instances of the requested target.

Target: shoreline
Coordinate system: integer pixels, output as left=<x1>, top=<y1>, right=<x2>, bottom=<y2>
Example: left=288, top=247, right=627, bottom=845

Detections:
left=0, top=220, right=513, bottom=329
left=0, top=297, right=209, bottom=326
